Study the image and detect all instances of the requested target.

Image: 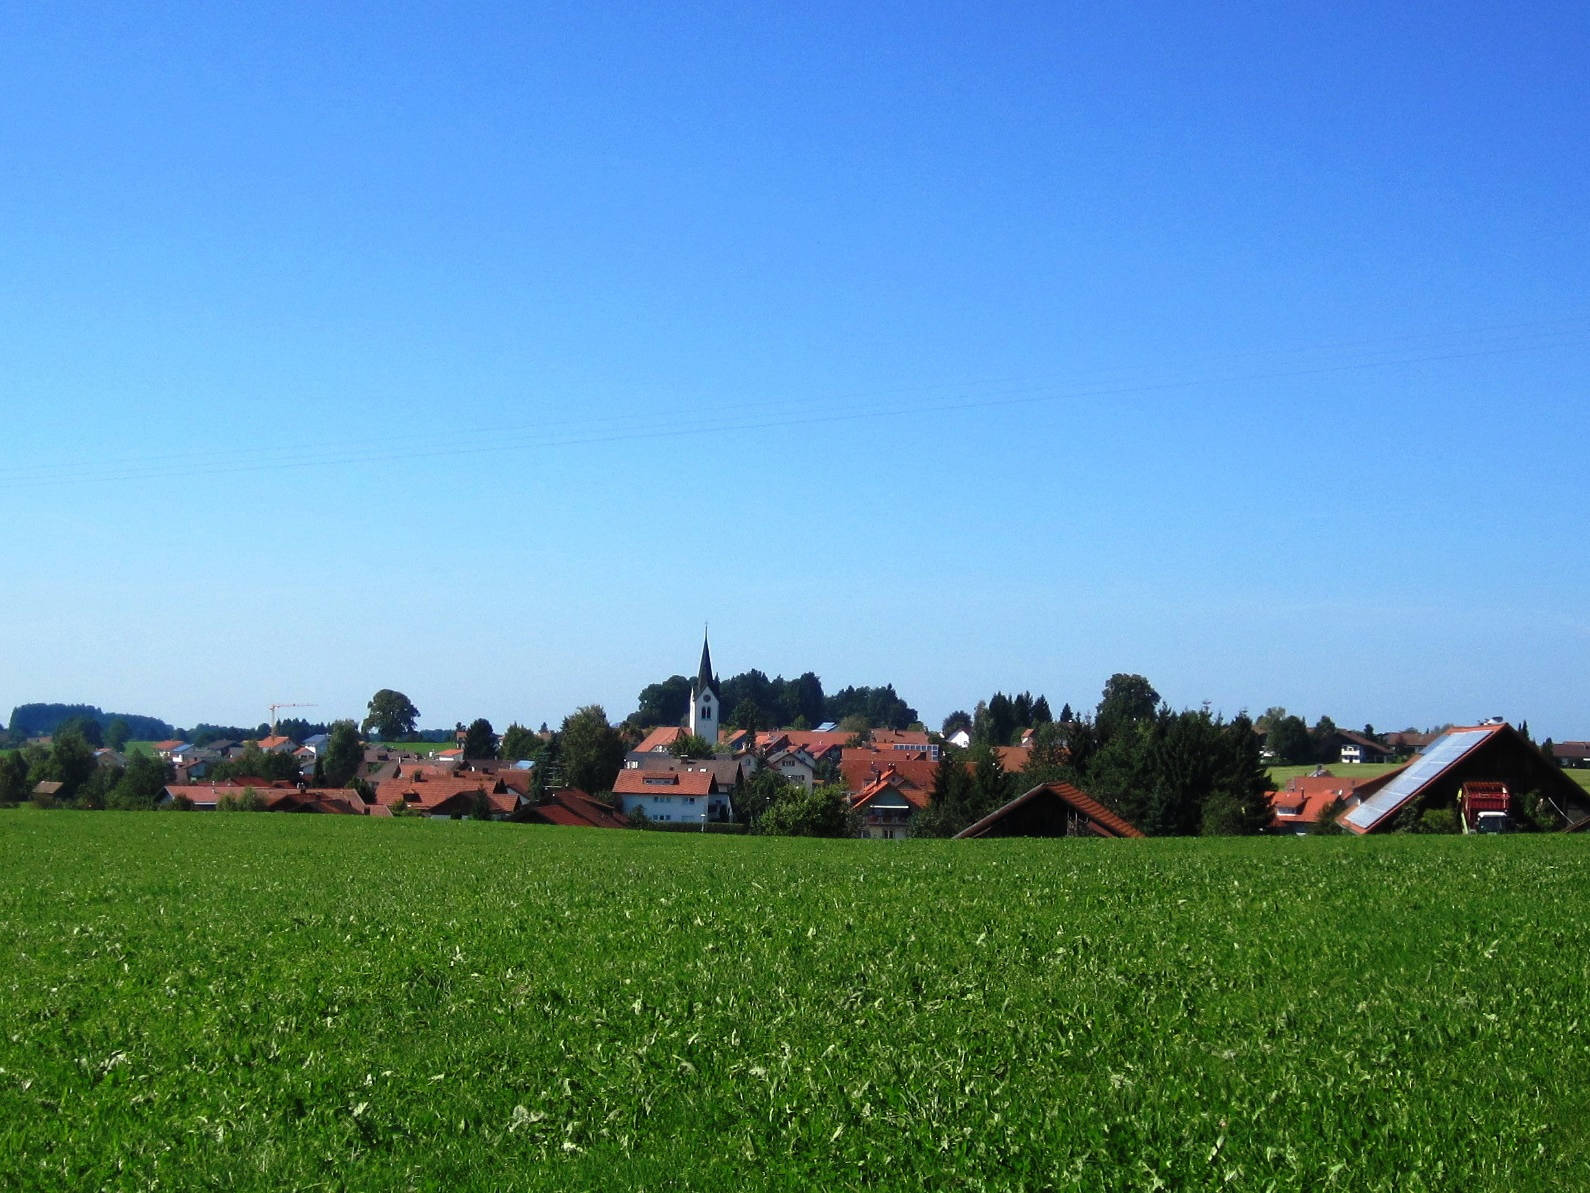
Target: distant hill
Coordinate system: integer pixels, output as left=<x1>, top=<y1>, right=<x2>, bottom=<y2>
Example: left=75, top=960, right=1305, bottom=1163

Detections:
left=7, top=703, right=174, bottom=741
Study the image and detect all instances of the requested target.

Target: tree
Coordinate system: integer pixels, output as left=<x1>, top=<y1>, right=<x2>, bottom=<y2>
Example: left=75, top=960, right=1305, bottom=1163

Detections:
left=463, top=718, right=498, bottom=760
left=630, top=676, right=692, bottom=728
left=558, top=705, right=626, bottom=795
left=500, top=723, right=541, bottom=761
left=210, top=745, right=301, bottom=784
left=1265, top=715, right=1313, bottom=765
left=735, top=768, right=797, bottom=827
left=58, top=715, right=103, bottom=748
left=1096, top=674, right=1161, bottom=737
left=104, top=718, right=131, bottom=751
left=941, top=710, right=972, bottom=738
left=362, top=689, right=420, bottom=741
left=727, top=698, right=761, bottom=733
left=321, top=720, right=363, bottom=789
left=0, top=750, right=28, bottom=805
left=756, top=782, right=858, bottom=837
left=109, top=753, right=172, bottom=811
left=1309, top=716, right=1339, bottom=765
left=670, top=733, right=715, bottom=759
left=42, top=729, right=98, bottom=801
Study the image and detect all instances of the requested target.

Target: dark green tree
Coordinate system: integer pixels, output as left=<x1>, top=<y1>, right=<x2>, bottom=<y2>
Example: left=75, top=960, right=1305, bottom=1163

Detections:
left=941, top=710, right=972, bottom=738
left=109, top=753, right=172, bottom=810
left=558, top=706, right=626, bottom=795
left=915, top=749, right=977, bottom=837
left=0, top=751, right=29, bottom=804
left=58, top=715, right=103, bottom=748
left=104, top=718, right=131, bottom=751
left=322, top=720, right=363, bottom=788
left=1096, top=674, right=1161, bottom=738
left=1309, top=715, right=1339, bottom=765
left=727, top=698, right=761, bottom=733
left=210, top=745, right=301, bottom=784
left=463, top=718, right=498, bottom=759
left=362, top=689, right=420, bottom=741
left=42, top=729, right=98, bottom=801
left=630, top=676, right=691, bottom=727
left=1265, top=715, right=1313, bottom=765
left=500, top=723, right=541, bottom=761
left=670, top=733, right=715, bottom=758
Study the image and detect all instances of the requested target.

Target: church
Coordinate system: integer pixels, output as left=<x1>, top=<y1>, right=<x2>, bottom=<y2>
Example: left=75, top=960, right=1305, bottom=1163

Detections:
left=689, top=630, right=721, bottom=746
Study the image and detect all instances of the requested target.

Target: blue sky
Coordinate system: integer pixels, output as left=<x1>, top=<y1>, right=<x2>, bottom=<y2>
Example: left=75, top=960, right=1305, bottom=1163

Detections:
left=2, top=2, right=1586, bottom=739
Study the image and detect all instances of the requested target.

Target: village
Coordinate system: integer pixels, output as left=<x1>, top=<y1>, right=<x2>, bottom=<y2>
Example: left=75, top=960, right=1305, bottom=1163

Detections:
left=11, top=635, right=1589, bottom=840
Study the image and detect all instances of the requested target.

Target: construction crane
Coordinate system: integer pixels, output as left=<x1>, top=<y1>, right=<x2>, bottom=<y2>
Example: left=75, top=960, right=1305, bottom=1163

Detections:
left=268, top=702, right=317, bottom=734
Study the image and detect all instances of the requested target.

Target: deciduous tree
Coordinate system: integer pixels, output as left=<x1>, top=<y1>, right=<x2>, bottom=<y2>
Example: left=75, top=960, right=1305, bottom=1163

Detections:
left=362, top=689, right=420, bottom=741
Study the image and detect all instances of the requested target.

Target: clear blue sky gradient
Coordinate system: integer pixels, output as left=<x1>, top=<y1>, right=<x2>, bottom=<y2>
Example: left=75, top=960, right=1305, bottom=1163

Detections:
left=3, top=3, right=1586, bottom=738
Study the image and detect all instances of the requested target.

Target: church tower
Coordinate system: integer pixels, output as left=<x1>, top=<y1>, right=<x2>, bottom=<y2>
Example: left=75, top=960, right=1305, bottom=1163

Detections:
left=688, top=630, right=720, bottom=746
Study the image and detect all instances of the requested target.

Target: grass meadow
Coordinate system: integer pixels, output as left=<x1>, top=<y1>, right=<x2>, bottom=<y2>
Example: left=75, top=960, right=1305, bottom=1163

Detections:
left=2, top=812, right=1588, bottom=1191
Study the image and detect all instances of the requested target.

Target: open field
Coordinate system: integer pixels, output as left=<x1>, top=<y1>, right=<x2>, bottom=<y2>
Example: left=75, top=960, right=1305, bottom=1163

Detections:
left=2, top=814, right=1589, bottom=1190
left=1266, top=762, right=1402, bottom=787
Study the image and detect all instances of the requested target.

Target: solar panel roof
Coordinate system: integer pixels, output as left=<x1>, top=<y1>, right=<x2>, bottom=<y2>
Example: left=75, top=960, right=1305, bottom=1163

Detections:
left=1340, top=726, right=1498, bottom=833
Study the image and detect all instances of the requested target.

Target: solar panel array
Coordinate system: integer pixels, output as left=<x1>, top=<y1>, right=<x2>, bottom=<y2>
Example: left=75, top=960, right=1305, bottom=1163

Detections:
left=1340, top=726, right=1496, bottom=832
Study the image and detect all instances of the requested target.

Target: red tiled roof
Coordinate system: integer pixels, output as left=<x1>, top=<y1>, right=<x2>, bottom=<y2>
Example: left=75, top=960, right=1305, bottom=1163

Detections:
left=523, top=789, right=628, bottom=829
left=1267, top=774, right=1360, bottom=827
left=994, top=745, right=1032, bottom=774
left=852, top=769, right=932, bottom=811
left=755, top=730, right=850, bottom=758
left=254, top=735, right=292, bottom=750
left=839, top=750, right=938, bottom=798
left=612, top=769, right=716, bottom=796
left=870, top=730, right=931, bottom=748
left=372, top=773, right=514, bottom=811
left=635, top=726, right=688, bottom=753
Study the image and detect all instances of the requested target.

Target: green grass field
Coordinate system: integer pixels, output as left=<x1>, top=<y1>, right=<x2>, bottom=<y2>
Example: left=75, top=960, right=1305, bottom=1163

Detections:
left=2, top=813, right=1589, bottom=1190
left=1266, top=762, right=1403, bottom=787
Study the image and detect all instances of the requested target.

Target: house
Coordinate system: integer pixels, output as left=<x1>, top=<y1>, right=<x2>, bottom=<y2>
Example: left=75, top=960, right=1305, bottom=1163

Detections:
left=1338, top=722, right=1590, bottom=833
left=850, top=764, right=934, bottom=839
left=624, top=751, right=743, bottom=795
left=944, top=728, right=972, bottom=749
left=1332, top=730, right=1393, bottom=765
left=1266, top=770, right=1361, bottom=834
left=611, top=768, right=730, bottom=823
left=763, top=746, right=818, bottom=791
left=839, top=749, right=937, bottom=800
left=152, top=740, right=192, bottom=761
left=1384, top=730, right=1436, bottom=755
left=954, top=782, right=1144, bottom=839
left=253, top=735, right=295, bottom=754
left=1552, top=741, right=1590, bottom=769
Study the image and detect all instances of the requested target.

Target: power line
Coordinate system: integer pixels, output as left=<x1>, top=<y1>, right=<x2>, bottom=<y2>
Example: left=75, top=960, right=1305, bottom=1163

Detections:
left=1, top=315, right=1586, bottom=491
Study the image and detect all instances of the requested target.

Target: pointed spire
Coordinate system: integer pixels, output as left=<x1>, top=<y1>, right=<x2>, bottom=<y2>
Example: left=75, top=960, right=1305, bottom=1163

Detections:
left=695, top=627, right=719, bottom=698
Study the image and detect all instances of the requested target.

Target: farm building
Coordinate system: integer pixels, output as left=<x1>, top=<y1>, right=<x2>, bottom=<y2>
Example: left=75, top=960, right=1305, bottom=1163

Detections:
left=954, top=782, right=1144, bottom=839
left=1338, top=722, right=1590, bottom=833
left=511, top=788, right=627, bottom=828
left=1552, top=741, right=1590, bottom=769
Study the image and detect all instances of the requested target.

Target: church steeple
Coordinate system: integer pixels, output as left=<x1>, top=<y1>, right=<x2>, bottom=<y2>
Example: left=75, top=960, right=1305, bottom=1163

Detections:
left=689, top=628, right=720, bottom=745
left=695, top=627, right=719, bottom=698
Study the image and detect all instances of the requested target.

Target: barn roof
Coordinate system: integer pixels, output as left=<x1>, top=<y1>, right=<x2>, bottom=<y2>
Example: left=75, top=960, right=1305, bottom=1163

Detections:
left=955, top=782, right=1144, bottom=839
